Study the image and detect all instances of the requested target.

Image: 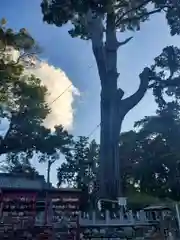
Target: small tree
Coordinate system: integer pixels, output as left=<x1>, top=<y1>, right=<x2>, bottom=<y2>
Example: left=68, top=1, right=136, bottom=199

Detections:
left=57, top=137, right=99, bottom=209
left=41, top=0, right=180, bottom=199
left=57, top=137, right=99, bottom=188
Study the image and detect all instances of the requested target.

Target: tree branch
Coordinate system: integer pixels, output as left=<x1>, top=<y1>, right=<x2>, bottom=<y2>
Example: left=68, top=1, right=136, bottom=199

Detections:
left=121, top=67, right=151, bottom=113
left=116, top=0, right=150, bottom=25
left=117, top=37, right=133, bottom=48
left=165, top=77, right=180, bottom=87
left=148, top=75, right=180, bottom=89
left=117, top=88, right=124, bottom=100
left=116, top=8, right=164, bottom=26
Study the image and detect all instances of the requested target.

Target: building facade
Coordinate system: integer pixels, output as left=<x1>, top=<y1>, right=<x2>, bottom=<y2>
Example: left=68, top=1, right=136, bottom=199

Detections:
left=0, top=173, right=81, bottom=239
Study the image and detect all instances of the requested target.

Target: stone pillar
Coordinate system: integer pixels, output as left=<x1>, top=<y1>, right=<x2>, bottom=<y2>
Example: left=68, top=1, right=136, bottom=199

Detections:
left=139, top=210, right=146, bottom=222
left=92, top=211, right=96, bottom=224
left=105, top=210, right=110, bottom=224
left=128, top=210, right=134, bottom=223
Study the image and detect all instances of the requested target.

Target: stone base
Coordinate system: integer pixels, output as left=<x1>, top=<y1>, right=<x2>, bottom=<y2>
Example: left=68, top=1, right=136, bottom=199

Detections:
left=79, top=209, right=155, bottom=227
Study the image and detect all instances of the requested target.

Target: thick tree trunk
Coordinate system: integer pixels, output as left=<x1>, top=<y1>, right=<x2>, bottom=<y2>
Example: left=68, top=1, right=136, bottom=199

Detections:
left=47, top=160, right=51, bottom=185
left=87, top=10, right=150, bottom=201
left=47, top=159, right=55, bottom=186
left=98, top=13, right=123, bottom=199
left=99, top=91, right=123, bottom=199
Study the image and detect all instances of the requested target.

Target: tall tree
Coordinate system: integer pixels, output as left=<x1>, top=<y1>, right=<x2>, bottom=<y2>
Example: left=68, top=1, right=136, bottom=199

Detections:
left=41, top=0, right=180, bottom=199
left=0, top=20, right=73, bottom=179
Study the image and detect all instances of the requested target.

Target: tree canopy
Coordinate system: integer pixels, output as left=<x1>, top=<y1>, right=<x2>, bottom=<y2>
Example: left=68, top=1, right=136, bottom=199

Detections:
left=0, top=20, right=73, bottom=178
left=130, top=102, right=180, bottom=201
left=41, top=0, right=180, bottom=37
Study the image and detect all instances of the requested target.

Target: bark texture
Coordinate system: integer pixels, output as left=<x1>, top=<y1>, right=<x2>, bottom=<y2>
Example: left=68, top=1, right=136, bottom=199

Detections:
left=87, top=11, right=150, bottom=200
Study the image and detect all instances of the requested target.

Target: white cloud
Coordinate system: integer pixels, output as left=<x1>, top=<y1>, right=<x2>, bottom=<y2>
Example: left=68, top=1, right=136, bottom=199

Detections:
left=27, top=62, right=79, bottom=130
left=5, top=49, right=79, bottom=131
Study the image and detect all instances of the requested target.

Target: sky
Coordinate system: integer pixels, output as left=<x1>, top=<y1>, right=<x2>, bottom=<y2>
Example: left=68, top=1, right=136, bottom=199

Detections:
left=0, top=0, right=180, bottom=185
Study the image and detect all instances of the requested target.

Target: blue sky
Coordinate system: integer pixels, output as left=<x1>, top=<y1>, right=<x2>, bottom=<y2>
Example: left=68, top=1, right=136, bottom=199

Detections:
left=1, top=0, right=180, bottom=184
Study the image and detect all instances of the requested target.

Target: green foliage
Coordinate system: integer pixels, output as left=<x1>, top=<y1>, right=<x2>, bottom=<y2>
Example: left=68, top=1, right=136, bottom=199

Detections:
left=0, top=152, right=40, bottom=178
left=0, top=21, right=73, bottom=177
left=0, top=18, right=35, bottom=51
left=37, top=125, right=73, bottom=161
left=57, top=137, right=99, bottom=209
left=41, top=0, right=180, bottom=39
left=127, top=192, right=163, bottom=210
left=136, top=46, right=180, bottom=108
left=57, top=136, right=99, bottom=188
left=124, top=101, right=180, bottom=201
